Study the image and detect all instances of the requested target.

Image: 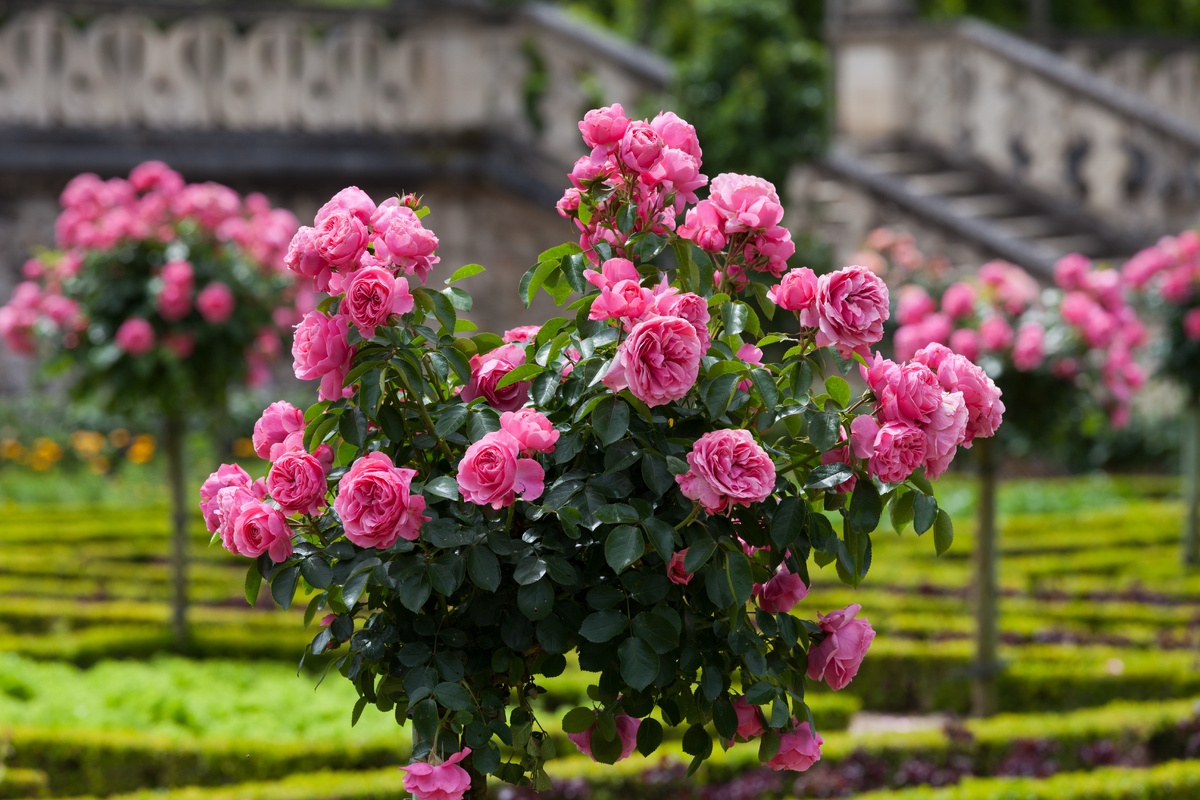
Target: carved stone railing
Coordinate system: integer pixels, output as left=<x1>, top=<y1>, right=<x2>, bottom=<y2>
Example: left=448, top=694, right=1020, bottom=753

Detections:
left=0, top=1, right=670, bottom=168
left=832, top=18, right=1200, bottom=240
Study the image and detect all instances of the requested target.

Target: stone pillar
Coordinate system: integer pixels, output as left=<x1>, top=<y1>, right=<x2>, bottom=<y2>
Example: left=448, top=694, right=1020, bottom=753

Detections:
left=826, top=0, right=918, bottom=143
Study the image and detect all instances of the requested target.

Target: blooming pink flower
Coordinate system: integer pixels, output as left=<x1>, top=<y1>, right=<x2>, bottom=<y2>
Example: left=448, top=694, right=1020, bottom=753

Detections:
left=129, top=160, right=184, bottom=197
left=567, top=714, right=640, bottom=763
left=292, top=311, right=354, bottom=402
left=618, top=121, right=665, bottom=173
left=157, top=260, right=194, bottom=321
left=980, top=260, right=1039, bottom=314
left=285, top=226, right=334, bottom=291
left=1012, top=322, right=1046, bottom=371
left=731, top=697, right=765, bottom=743
left=814, top=265, right=890, bottom=356
left=863, top=356, right=942, bottom=427
left=1185, top=308, right=1200, bottom=342
left=315, top=186, right=376, bottom=228
left=979, top=316, right=1014, bottom=352
left=867, top=422, right=926, bottom=483
left=949, top=328, right=981, bottom=363
left=196, top=282, right=235, bottom=323
left=667, top=549, right=693, bottom=585
left=1054, top=253, right=1091, bottom=291
left=896, top=285, right=936, bottom=326
left=499, top=409, right=559, bottom=455
left=252, top=401, right=305, bottom=460
left=806, top=604, right=876, bottom=691
left=114, top=317, right=155, bottom=355
left=850, top=415, right=879, bottom=460
left=584, top=258, right=640, bottom=292
left=767, top=268, right=819, bottom=326
left=313, top=209, right=368, bottom=269
left=345, top=267, right=413, bottom=338
left=199, top=463, right=254, bottom=534
left=753, top=564, right=809, bottom=613
left=677, top=429, right=776, bottom=514
left=502, top=325, right=541, bottom=344
left=922, top=391, right=968, bottom=480
left=460, top=343, right=530, bottom=412
left=709, top=173, right=785, bottom=233
left=648, top=286, right=711, bottom=354
left=457, top=431, right=545, bottom=509
left=602, top=316, right=701, bottom=407
left=231, top=500, right=294, bottom=562
left=919, top=348, right=1004, bottom=446
left=267, top=450, right=329, bottom=516
left=766, top=721, right=824, bottom=772
left=649, top=111, right=702, bottom=159
left=333, top=452, right=428, bottom=548
left=399, top=748, right=472, bottom=800
left=941, top=282, right=976, bottom=319
left=894, top=313, right=952, bottom=362
left=590, top=279, right=653, bottom=324
left=678, top=201, right=726, bottom=252
left=578, top=104, right=631, bottom=152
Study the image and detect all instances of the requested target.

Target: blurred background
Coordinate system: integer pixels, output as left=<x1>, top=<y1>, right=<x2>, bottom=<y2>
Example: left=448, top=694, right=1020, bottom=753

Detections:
left=4, top=1, right=1200, bottom=799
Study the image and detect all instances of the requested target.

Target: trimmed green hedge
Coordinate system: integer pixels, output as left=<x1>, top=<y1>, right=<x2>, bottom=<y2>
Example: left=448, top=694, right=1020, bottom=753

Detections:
left=850, top=760, right=1200, bottom=800
left=0, top=769, right=47, bottom=799
left=0, top=627, right=315, bottom=667
left=38, top=769, right=404, bottom=800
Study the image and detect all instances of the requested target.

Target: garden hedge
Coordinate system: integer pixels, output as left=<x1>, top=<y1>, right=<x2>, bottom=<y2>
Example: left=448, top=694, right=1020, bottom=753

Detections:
left=0, top=769, right=47, bottom=799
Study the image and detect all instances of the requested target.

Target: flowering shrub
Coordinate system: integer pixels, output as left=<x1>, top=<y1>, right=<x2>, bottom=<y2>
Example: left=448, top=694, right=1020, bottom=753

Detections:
left=0, top=161, right=303, bottom=412
left=872, top=231, right=1147, bottom=433
left=1122, top=230, right=1200, bottom=400
left=203, top=108, right=1000, bottom=797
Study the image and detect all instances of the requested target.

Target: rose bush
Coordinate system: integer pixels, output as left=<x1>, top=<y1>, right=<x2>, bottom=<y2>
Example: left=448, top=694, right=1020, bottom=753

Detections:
left=203, top=109, right=1000, bottom=798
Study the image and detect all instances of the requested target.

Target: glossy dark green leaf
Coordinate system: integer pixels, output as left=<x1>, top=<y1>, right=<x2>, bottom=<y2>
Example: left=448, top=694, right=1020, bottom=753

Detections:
left=562, top=707, right=596, bottom=734
left=682, top=723, right=713, bottom=758
left=847, top=477, right=882, bottom=533
left=517, top=578, right=555, bottom=621
left=806, top=410, right=840, bottom=453
left=913, top=492, right=939, bottom=535
left=593, top=397, right=630, bottom=446
left=618, top=637, right=658, bottom=691
left=890, top=489, right=915, bottom=534
left=271, top=565, right=299, bottom=610
left=636, top=717, right=664, bottom=756
left=244, top=562, right=262, bottom=606
left=704, top=373, right=740, bottom=419
left=713, top=697, right=738, bottom=741
left=643, top=518, right=677, bottom=559
left=433, top=405, right=469, bottom=437
left=805, top=463, right=854, bottom=490
left=300, top=557, right=332, bottom=590
left=579, top=610, right=626, bottom=643
left=605, top=525, right=644, bottom=573
left=934, top=509, right=954, bottom=555
left=770, top=496, right=806, bottom=551
left=514, top=556, right=548, bottom=585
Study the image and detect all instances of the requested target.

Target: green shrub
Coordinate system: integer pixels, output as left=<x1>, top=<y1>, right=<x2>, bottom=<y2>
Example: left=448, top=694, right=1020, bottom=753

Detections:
left=41, top=768, right=405, bottom=800
left=0, top=769, right=47, bottom=799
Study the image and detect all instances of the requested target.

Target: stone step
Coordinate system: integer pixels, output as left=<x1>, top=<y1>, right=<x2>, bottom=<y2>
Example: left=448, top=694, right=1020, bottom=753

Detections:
left=949, top=193, right=1023, bottom=218
left=903, top=171, right=982, bottom=197
left=1029, top=234, right=1106, bottom=258
left=858, top=150, right=940, bottom=175
left=993, top=215, right=1061, bottom=239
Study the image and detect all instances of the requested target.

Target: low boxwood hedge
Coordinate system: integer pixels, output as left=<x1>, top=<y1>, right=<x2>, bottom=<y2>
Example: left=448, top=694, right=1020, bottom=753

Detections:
left=0, top=768, right=47, bottom=799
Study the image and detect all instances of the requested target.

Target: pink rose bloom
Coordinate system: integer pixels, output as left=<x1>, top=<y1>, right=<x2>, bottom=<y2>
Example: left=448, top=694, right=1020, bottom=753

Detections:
left=567, top=714, right=640, bottom=763
left=864, top=356, right=942, bottom=427
left=212, top=485, right=260, bottom=552
left=199, top=463, right=253, bottom=534
left=285, top=226, right=334, bottom=290
left=922, top=349, right=1004, bottom=446
left=157, top=260, right=194, bottom=321
left=767, top=267, right=819, bottom=326
left=334, top=451, right=429, bottom=548
left=162, top=332, right=194, bottom=359
left=753, top=564, right=809, bottom=613
left=766, top=721, right=824, bottom=772
left=315, top=186, right=376, bottom=227
left=457, top=431, right=545, bottom=509
left=949, top=328, right=981, bottom=363
left=267, top=450, right=329, bottom=516
left=1012, top=322, right=1046, bottom=371
left=231, top=500, right=294, bottom=562
left=1122, top=244, right=1172, bottom=288
left=922, top=390, right=968, bottom=480
left=941, top=282, right=976, bottom=319
left=292, top=311, right=354, bottom=401
left=850, top=414, right=879, bottom=460
left=868, top=422, right=926, bottom=483
left=731, top=697, right=765, bottom=742
left=709, top=173, right=785, bottom=233
left=1185, top=308, right=1200, bottom=342
left=313, top=209, right=369, bottom=268
left=649, top=111, right=701, bottom=159
left=602, top=316, right=701, bottom=407
left=618, top=121, right=665, bottom=173
left=345, top=267, right=414, bottom=338
left=678, top=200, right=726, bottom=252
left=253, top=401, right=305, bottom=460
left=499, top=409, right=559, bottom=455
left=736, top=343, right=763, bottom=392
left=644, top=147, right=708, bottom=207
left=677, top=429, right=776, bottom=514
left=590, top=279, right=653, bottom=324
left=980, top=260, right=1039, bottom=314
left=1054, top=253, right=1091, bottom=291
left=896, top=285, right=936, bottom=326
left=129, top=160, right=184, bottom=196
left=667, top=549, right=693, bottom=585
left=114, top=317, right=155, bottom=355
left=578, top=104, right=631, bottom=151
left=807, top=604, right=876, bottom=691
left=502, top=325, right=541, bottom=344
left=979, top=316, right=1014, bottom=352
left=557, top=187, right=582, bottom=217
left=196, top=282, right=235, bottom=324
left=399, top=748, right=472, bottom=800
left=649, top=286, right=711, bottom=354
left=814, top=265, right=890, bottom=355
left=460, top=343, right=530, bottom=412
left=584, top=257, right=640, bottom=292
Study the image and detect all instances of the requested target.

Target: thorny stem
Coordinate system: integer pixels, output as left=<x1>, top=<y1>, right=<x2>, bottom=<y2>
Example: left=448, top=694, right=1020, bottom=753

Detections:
left=675, top=502, right=702, bottom=531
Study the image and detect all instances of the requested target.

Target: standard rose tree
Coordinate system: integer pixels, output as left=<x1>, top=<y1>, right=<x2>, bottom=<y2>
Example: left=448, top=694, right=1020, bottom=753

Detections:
left=0, top=161, right=301, bottom=644
left=202, top=107, right=1001, bottom=799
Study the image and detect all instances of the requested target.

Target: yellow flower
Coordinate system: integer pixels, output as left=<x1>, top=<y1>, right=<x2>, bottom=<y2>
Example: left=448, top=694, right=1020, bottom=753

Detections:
left=109, top=428, right=131, bottom=449
left=232, top=437, right=256, bottom=459
left=0, top=439, right=24, bottom=461
left=127, top=434, right=157, bottom=465
left=70, top=431, right=107, bottom=458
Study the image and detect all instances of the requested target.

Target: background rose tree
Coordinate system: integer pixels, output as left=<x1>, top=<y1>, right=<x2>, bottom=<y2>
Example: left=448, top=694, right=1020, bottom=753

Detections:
left=1122, top=231, right=1200, bottom=564
left=871, top=231, right=1147, bottom=715
left=0, top=161, right=302, bottom=643
left=204, top=108, right=1000, bottom=800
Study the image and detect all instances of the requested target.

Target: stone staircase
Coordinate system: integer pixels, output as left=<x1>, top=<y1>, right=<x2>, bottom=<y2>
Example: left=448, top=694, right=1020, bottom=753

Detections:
left=792, top=3, right=1200, bottom=278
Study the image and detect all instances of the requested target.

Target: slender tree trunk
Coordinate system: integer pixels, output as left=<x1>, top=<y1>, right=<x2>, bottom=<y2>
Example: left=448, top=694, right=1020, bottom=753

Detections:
left=1184, top=397, right=1200, bottom=567
left=164, top=413, right=189, bottom=647
left=971, top=437, right=999, bottom=717
left=464, top=759, right=488, bottom=800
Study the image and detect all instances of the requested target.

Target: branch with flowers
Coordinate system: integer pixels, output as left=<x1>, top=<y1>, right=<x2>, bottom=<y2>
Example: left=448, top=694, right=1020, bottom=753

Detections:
left=202, top=107, right=1002, bottom=799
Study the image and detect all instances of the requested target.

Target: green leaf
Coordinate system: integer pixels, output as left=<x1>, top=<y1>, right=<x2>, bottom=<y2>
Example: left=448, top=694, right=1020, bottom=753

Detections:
left=770, top=496, right=806, bottom=551
left=593, top=397, right=630, bottom=446
left=933, top=509, right=954, bottom=555
left=683, top=536, right=717, bottom=573
left=433, top=405, right=469, bottom=437
left=847, top=477, right=882, bottom=533
left=271, top=565, right=299, bottom=610
left=562, top=707, right=596, bottom=734
left=704, top=373, right=740, bottom=418
left=722, top=302, right=749, bottom=336
left=713, top=698, right=738, bottom=741
left=805, top=463, right=853, bottom=490
left=579, top=610, right=626, bottom=643
left=244, top=562, right=262, bottom=606
left=725, top=550, right=754, bottom=608
left=495, top=363, right=544, bottom=390
left=633, top=610, right=679, bottom=654
left=643, top=518, right=677, bottom=559
left=605, top=525, right=644, bottom=573
left=531, top=371, right=558, bottom=407
left=749, top=368, right=779, bottom=408
left=468, top=547, right=501, bottom=592
left=342, top=568, right=371, bottom=607
left=825, top=376, right=851, bottom=408
left=521, top=259, right=559, bottom=306
left=412, top=698, right=439, bottom=742
left=435, top=682, right=475, bottom=711
left=618, top=637, right=659, bottom=691
left=517, top=578, right=555, bottom=621
left=636, top=718, right=664, bottom=756
left=591, top=722, right=624, bottom=764
left=300, top=557, right=332, bottom=590
left=682, top=724, right=713, bottom=758
left=514, top=556, right=548, bottom=585
left=806, top=410, right=841, bottom=453
left=424, top=476, right=460, bottom=501
left=890, top=489, right=915, bottom=534
left=758, top=729, right=781, bottom=762
left=641, top=454, right=675, bottom=497
left=913, top=493, right=938, bottom=535
left=446, top=263, right=486, bottom=284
